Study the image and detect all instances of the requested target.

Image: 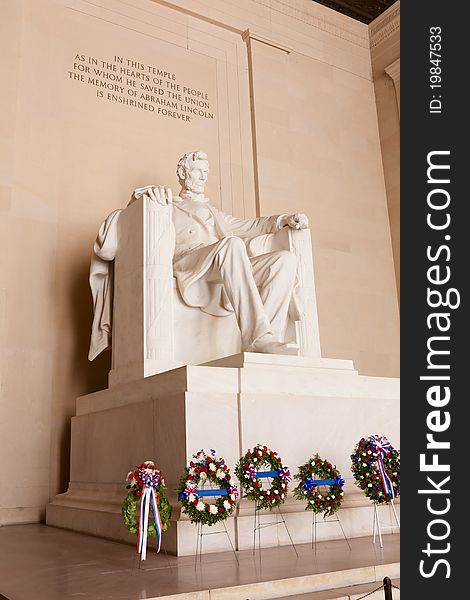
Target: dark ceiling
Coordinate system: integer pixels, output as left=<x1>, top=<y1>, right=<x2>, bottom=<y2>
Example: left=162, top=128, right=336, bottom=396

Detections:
left=312, top=0, right=397, bottom=25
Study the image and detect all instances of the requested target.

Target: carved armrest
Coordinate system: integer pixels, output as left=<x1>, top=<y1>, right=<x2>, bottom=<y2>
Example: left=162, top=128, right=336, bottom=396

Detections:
left=245, top=227, right=320, bottom=356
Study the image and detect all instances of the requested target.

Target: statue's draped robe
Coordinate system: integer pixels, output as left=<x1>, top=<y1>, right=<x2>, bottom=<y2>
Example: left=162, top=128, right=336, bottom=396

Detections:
left=171, top=198, right=287, bottom=317
left=88, top=209, right=121, bottom=360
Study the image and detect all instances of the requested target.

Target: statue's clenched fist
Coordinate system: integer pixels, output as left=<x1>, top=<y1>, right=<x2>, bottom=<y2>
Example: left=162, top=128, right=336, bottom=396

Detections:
left=131, top=185, right=173, bottom=206
left=280, top=213, right=309, bottom=230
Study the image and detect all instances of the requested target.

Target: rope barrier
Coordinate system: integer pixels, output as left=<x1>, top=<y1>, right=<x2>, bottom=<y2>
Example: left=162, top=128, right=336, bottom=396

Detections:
left=354, top=584, right=383, bottom=599
left=354, top=579, right=399, bottom=600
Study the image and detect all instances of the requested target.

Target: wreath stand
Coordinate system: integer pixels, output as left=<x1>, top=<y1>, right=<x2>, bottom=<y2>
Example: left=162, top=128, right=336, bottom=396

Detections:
left=372, top=499, right=400, bottom=548
left=193, top=488, right=239, bottom=569
left=252, top=473, right=298, bottom=559
left=311, top=511, right=351, bottom=553
left=194, top=519, right=238, bottom=568
left=298, top=475, right=349, bottom=554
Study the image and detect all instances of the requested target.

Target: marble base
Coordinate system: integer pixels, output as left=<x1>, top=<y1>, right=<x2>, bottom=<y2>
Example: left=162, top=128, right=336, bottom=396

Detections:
left=47, top=353, right=400, bottom=555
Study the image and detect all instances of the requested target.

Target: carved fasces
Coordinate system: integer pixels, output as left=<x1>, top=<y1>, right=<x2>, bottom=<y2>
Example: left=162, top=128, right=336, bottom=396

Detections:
left=143, top=192, right=176, bottom=361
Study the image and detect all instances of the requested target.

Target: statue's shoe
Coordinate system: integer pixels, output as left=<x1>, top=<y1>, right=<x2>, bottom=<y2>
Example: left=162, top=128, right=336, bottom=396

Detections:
left=246, top=339, right=299, bottom=356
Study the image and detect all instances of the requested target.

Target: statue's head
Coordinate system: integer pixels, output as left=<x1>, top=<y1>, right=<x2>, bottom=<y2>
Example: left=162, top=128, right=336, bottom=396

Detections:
left=176, top=151, right=209, bottom=195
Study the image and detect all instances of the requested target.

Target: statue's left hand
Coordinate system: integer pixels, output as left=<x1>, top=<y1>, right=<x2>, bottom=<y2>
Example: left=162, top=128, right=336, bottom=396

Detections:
left=282, top=213, right=309, bottom=230
left=132, top=185, right=173, bottom=206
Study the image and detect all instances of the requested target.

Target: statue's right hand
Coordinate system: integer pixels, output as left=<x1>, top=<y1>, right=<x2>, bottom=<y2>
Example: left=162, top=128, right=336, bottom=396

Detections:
left=131, top=185, right=173, bottom=206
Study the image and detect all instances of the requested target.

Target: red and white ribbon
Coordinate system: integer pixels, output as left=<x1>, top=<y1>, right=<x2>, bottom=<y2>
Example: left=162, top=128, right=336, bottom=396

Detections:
left=370, top=435, right=394, bottom=500
left=137, top=485, right=162, bottom=560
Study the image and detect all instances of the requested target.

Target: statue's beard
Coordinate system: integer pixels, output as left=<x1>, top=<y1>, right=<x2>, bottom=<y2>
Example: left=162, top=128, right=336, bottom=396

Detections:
left=183, top=183, right=205, bottom=195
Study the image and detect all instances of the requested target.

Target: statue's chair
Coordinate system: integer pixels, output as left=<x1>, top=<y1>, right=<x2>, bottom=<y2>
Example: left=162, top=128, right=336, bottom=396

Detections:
left=109, top=196, right=322, bottom=387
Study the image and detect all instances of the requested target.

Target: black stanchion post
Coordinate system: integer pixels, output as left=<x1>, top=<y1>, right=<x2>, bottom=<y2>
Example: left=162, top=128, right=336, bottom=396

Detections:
left=383, top=576, right=393, bottom=600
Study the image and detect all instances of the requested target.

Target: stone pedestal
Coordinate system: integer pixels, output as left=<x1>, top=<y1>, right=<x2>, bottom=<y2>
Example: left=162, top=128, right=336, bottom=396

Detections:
left=47, top=354, right=399, bottom=555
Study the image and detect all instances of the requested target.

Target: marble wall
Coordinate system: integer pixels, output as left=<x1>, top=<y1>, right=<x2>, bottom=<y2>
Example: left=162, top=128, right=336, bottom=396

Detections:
left=0, top=0, right=399, bottom=525
left=370, top=2, right=400, bottom=298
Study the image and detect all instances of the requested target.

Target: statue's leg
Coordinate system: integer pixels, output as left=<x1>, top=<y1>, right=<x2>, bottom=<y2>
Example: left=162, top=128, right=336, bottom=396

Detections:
left=250, top=250, right=298, bottom=342
left=211, top=237, right=272, bottom=348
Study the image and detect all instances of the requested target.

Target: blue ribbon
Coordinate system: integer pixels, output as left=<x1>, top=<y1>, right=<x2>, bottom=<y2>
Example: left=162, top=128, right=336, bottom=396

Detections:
left=256, top=470, right=280, bottom=478
left=304, top=476, right=345, bottom=491
left=179, top=488, right=228, bottom=499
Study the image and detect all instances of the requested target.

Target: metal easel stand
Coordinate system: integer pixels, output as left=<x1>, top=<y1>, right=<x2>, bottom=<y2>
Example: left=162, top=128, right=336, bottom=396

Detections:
left=311, top=511, right=351, bottom=553
left=253, top=503, right=299, bottom=560
left=372, top=500, right=400, bottom=549
left=194, top=519, right=239, bottom=569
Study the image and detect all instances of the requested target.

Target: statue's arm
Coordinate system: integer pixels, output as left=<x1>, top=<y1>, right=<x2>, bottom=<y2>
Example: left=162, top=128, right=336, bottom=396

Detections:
left=214, top=210, right=283, bottom=238
left=216, top=209, right=309, bottom=238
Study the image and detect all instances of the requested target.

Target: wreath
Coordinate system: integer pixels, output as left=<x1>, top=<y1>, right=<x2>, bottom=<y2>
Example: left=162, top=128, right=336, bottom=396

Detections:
left=177, top=449, right=238, bottom=526
left=350, top=435, right=400, bottom=504
left=235, top=444, right=291, bottom=510
left=122, top=461, right=172, bottom=539
left=293, top=453, right=345, bottom=517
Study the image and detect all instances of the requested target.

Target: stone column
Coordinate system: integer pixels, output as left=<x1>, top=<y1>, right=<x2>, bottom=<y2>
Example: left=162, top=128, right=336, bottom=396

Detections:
left=242, top=30, right=292, bottom=216
left=243, top=30, right=321, bottom=357
left=385, top=58, right=400, bottom=118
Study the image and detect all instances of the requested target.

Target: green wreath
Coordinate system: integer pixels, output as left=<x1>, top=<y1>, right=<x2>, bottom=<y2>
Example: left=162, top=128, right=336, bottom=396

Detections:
left=177, top=449, right=238, bottom=526
left=122, top=461, right=172, bottom=537
left=350, top=435, right=400, bottom=504
left=293, top=453, right=345, bottom=517
left=235, top=444, right=291, bottom=510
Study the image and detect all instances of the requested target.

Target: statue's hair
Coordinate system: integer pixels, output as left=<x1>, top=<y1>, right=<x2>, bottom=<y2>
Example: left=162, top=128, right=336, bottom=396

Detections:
left=176, top=151, right=208, bottom=184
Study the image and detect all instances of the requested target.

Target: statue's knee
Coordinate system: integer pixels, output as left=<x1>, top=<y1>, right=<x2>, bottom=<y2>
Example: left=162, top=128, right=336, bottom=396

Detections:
left=278, top=250, right=298, bottom=268
left=224, top=236, right=247, bottom=255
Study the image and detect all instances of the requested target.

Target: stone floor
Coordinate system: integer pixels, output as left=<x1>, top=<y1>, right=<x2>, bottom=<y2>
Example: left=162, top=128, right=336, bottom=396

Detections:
left=0, top=525, right=399, bottom=600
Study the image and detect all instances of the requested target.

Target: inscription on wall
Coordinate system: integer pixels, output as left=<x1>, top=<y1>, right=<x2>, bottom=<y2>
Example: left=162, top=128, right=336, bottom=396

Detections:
left=68, top=54, right=214, bottom=123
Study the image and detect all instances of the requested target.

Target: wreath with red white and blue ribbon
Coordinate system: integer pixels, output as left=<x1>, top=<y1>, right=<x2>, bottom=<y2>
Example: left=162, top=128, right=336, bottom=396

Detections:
left=235, top=444, right=291, bottom=510
left=122, top=461, right=172, bottom=560
left=293, top=454, right=345, bottom=517
left=350, top=435, right=400, bottom=504
left=177, top=449, right=238, bottom=525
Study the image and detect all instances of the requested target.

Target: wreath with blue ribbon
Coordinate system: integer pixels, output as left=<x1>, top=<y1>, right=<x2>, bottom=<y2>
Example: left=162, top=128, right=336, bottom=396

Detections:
left=122, top=461, right=172, bottom=560
left=177, top=449, right=238, bottom=525
left=235, top=444, right=291, bottom=510
left=350, top=435, right=400, bottom=504
left=293, top=453, right=345, bottom=517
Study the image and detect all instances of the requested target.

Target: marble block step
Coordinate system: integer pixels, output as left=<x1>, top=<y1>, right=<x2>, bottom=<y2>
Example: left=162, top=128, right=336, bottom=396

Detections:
left=76, top=358, right=398, bottom=416
left=274, top=579, right=400, bottom=600
left=163, top=564, right=400, bottom=600
left=203, top=352, right=356, bottom=372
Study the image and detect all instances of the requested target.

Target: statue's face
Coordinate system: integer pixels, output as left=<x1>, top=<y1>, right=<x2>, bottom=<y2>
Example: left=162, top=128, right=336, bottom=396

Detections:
left=183, top=159, right=209, bottom=194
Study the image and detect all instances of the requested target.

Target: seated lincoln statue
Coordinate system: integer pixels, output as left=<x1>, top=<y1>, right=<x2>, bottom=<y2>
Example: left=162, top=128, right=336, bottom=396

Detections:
left=88, top=150, right=310, bottom=363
